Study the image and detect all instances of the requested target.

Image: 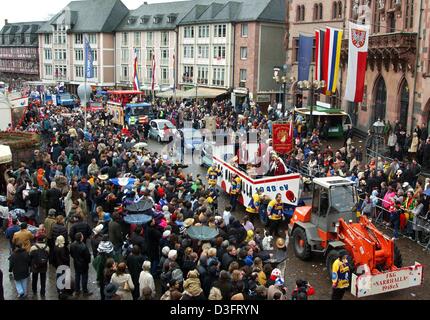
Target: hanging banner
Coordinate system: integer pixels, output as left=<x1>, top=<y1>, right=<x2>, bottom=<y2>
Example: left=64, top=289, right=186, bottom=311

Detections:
left=345, top=22, right=370, bottom=103
left=272, top=122, right=293, bottom=154
left=298, top=34, right=314, bottom=81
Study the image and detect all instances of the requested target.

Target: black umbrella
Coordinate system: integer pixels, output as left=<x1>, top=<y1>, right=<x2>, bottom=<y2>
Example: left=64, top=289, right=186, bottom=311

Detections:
left=187, top=226, right=219, bottom=241
left=123, top=214, right=153, bottom=225
left=125, top=199, right=153, bottom=214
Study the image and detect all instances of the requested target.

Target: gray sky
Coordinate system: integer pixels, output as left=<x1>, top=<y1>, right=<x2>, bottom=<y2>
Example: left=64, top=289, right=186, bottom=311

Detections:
left=0, top=0, right=187, bottom=28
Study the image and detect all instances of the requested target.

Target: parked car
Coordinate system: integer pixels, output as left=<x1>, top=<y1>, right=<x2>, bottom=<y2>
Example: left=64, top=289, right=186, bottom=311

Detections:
left=149, top=119, right=177, bottom=143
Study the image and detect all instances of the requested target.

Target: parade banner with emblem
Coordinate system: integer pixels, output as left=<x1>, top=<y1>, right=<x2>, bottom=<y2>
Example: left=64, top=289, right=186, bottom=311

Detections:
left=345, top=22, right=370, bottom=103
left=272, top=121, right=293, bottom=154
left=351, top=263, right=423, bottom=298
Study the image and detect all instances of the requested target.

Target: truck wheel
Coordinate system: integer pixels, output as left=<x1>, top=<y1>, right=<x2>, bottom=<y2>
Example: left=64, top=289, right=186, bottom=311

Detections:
left=394, top=245, right=403, bottom=268
left=292, top=227, right=312, bottom=260
left=325, top=249, right=340, bottom=277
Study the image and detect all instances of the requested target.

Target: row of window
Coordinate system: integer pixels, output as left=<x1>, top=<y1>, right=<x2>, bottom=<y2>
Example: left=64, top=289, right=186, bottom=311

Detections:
left=0, top=47, right=38, bottom=57
left=181, top=66, right=246, bottom=85
left=119, top=65, right=168, bottom=82
left=182, top=23, right=248, bottom=39
left=181, top=45, right=247, bottom=60
left=0, top=35, right=35, bottom=45
left=43, top=49, right=98, bottom=61
left=121, top=31, right=169, bottom=47
left=296, top=1, right=343, bottom=22
left=296, top=1, right=414, bottom=32
left=0, top=59, right=37, bottom=69
left=44, top=64, right=98, bottom=78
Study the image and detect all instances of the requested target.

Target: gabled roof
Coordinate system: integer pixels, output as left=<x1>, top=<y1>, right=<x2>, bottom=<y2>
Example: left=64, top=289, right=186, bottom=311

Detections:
left=117, top=0, right=284, bottom=32
left=178, top=0, right=285, bottom=25
left=38, top=0, right=129, bottom=33
left=116, top=1, right=197, bottom=32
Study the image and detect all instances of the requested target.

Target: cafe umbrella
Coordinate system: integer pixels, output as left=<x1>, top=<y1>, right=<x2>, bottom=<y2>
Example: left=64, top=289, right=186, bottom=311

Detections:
left=187, top=226, right=219, bottom=241
left=110, top=177, right=137, bottom=187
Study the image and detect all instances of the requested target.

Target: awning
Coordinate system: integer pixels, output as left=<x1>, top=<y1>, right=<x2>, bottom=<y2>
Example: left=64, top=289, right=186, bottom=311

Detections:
left=0, top=145, right=12, bottom=164
left=182, top=87, right=228, bottom=99
left=156, top=89, right=188, bottom=99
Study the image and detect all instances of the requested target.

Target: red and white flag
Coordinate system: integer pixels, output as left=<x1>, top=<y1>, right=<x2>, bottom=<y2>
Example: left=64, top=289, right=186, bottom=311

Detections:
left=151, top=53, right=156, bottom=92
left=345, top=22, right=370, bottom=103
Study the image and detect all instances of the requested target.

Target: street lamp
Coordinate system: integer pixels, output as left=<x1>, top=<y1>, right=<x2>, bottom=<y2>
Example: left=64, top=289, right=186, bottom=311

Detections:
left=273, top=65, right=294, bottom=119
left=77, top=83, right=92, bottom=131
left=373, top=119, right=385, bottom=168
left=297, top=68, right=325, bottom=134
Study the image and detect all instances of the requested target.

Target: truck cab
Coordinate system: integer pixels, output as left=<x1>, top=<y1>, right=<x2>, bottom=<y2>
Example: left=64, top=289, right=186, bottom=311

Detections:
left=310, top=177, right=358, bottom=234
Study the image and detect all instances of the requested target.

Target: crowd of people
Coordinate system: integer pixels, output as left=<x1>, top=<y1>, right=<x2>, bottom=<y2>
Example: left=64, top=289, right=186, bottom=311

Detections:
left=0, top=97, right=319, bottom=301
left=0, top=92, right=429, bottom=302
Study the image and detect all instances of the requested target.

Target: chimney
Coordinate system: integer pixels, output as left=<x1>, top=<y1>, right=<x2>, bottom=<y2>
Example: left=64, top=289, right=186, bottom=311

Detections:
left=4, top=19, right=8, bottom=25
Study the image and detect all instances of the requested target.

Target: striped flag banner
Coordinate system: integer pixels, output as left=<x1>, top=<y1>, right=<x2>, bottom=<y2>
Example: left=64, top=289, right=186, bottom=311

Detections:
left=323, top=27, right=343, bottom=95
left=345, top=22, right=370, bottom=103
left=133, top=48, right=140, bottom=91
left=315, top=29, right=325, bottom=82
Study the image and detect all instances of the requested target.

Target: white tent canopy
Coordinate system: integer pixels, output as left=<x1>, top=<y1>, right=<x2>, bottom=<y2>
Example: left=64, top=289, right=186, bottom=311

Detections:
left=0, top=145, right=12, bottom=164
left=156, top=89, right=188, bottom=99
left=0, top=94, right=12, bottom=131
left=182, top=87, right=228, bottom=99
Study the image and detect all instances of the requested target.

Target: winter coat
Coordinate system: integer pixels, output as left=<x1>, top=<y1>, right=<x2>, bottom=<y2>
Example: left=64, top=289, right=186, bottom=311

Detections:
left=221, top=252, right=236, bottom=271
left=108, top=220, right=123, bottom=247
left=9, top=248, right=30, bottom=280
left=213, top=279, right=232, bottom=301
left=111, top=273, right=134, bottom=300
left=52, top=223, right=69, bottom=246
left=409, top=136, right=419, bottom=153
left=69, top=221, right=92, bottom=242
left=70, top=241, right=91, bottom=272
left=54, top=246, right=70, bottom=268
left=46, top=188, right=62, bottom=212
left=44, top=216, right=57, bottom=240
left=139, top=270, right=155, bottom=298
left=29, top=243, right=50, bottom=273
left=12, top=229, right=34, bottom=252
left=145, top=225, right=162, bottom=260
left=126, top=254, right=145, bottom=286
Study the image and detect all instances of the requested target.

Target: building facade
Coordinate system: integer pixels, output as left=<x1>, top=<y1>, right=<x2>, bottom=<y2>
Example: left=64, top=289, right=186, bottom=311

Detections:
left=38, top=0, right=128, bottom=93
left=114, top=1, right=198, bottom=91
left=286, top=0, right=430, bottom=133
left=177, top=0, right=286, bottom=106
left=0, top=20, right=45, bottom=86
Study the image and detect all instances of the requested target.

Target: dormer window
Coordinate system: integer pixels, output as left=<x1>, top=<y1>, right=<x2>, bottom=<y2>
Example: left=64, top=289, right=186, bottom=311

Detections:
left=154, top=17, right=160, bottom=24
left=167, top=15, right=177, bottom=23
left=140, top=16, right=150, bottom=24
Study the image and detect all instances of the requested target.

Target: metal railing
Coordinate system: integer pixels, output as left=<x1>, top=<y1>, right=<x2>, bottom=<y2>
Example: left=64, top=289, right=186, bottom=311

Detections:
left=356, top=192, right=430, bottom=252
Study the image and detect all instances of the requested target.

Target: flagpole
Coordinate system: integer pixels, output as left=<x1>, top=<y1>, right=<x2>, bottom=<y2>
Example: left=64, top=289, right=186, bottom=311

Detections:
left=84, top=35, right=87, bottom=132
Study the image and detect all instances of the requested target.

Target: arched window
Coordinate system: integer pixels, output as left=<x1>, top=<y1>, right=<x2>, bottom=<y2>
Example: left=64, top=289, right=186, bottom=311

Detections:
left=319, top=3, right=323, bottom=20
left=338, top=1, right=342, bottom=18
left=313, top=3, right=318, bottom=20
left=296, top=5, right=301, bottom=21
left=301, top=5, right=306, bottom=21
left=373, top=76, right=387, bottom=123
left=399, top=80, right=410, bottom=129
left=333, top=2, right=338, bottom=19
